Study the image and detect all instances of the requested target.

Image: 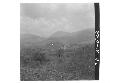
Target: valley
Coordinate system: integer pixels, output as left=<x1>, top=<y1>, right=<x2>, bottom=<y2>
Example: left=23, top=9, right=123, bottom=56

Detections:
left=20, top=28, right=95, bottom=80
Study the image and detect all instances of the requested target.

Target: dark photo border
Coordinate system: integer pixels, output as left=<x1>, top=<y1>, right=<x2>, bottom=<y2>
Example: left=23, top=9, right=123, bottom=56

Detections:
left=95, top=3, right=100, bottom=80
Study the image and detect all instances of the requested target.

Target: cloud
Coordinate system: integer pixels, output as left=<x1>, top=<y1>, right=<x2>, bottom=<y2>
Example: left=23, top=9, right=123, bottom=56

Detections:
left=20, top=16, right=75, bottom=37
left=20, top=3, right=95, bottom=37
left=20, top=3, right=94, bottom=18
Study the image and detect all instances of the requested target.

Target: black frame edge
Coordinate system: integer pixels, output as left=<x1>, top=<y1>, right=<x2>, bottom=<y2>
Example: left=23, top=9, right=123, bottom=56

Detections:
left=95, top=3, right=100, bottom=80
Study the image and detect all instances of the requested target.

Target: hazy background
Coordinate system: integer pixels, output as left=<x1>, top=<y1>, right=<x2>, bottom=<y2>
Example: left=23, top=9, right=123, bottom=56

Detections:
left=20, top=3, right=95, bottom=37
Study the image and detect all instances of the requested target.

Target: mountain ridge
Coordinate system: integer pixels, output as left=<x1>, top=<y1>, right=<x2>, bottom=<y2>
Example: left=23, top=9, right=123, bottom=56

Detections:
left=20, top=28, right=95, bottom=47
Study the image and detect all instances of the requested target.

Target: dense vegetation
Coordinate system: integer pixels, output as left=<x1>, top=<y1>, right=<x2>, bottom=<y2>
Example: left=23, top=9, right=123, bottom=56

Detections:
left=20, top=42, right=95, bottom=81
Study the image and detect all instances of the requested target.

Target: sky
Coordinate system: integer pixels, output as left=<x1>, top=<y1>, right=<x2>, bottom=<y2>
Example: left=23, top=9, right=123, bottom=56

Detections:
left=20, top=3, right=95, bottom=37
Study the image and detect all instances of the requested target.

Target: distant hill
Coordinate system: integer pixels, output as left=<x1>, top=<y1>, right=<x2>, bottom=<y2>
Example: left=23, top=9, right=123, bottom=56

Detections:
left=46, top=28, right=95, bottom=44
left=20, top=28, right=95, bottom=48
left=50, top=31, right=71, bottom=38
left=71, top=28, right=95, bottom=43
left=20, top=34, right=45, bottom=47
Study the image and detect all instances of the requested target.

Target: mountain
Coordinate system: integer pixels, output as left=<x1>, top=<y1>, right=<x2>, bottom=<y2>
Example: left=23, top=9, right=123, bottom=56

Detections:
left=71, top=28, right=95, bottom=43
left=20, top=28, right=95, bottom=48
left=50, top=31, right=71, bottom=38
left=46, top=28, right=95, bottom=44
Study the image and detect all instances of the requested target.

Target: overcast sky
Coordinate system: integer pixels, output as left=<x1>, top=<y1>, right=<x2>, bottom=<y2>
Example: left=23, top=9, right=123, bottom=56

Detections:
left=20, top=3, right=95, bottom=37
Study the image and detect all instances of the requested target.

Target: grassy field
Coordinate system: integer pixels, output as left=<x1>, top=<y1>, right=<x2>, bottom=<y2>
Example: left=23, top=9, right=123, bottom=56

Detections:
left=20, top=43, right=95, bottom=81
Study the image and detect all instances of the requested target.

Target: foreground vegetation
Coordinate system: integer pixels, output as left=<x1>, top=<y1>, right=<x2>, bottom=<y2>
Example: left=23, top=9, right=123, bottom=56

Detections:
left=20, top=43, right=95, bottom=81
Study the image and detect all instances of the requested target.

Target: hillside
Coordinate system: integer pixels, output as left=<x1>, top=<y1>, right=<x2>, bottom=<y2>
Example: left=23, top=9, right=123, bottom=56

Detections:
left=50, top=31, right=71, bottom=38
left=44, top=28, right=95, bottom=44
left=20, top=28, right=95, bottom=49
left=20, top=34, right=46, bottom=47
